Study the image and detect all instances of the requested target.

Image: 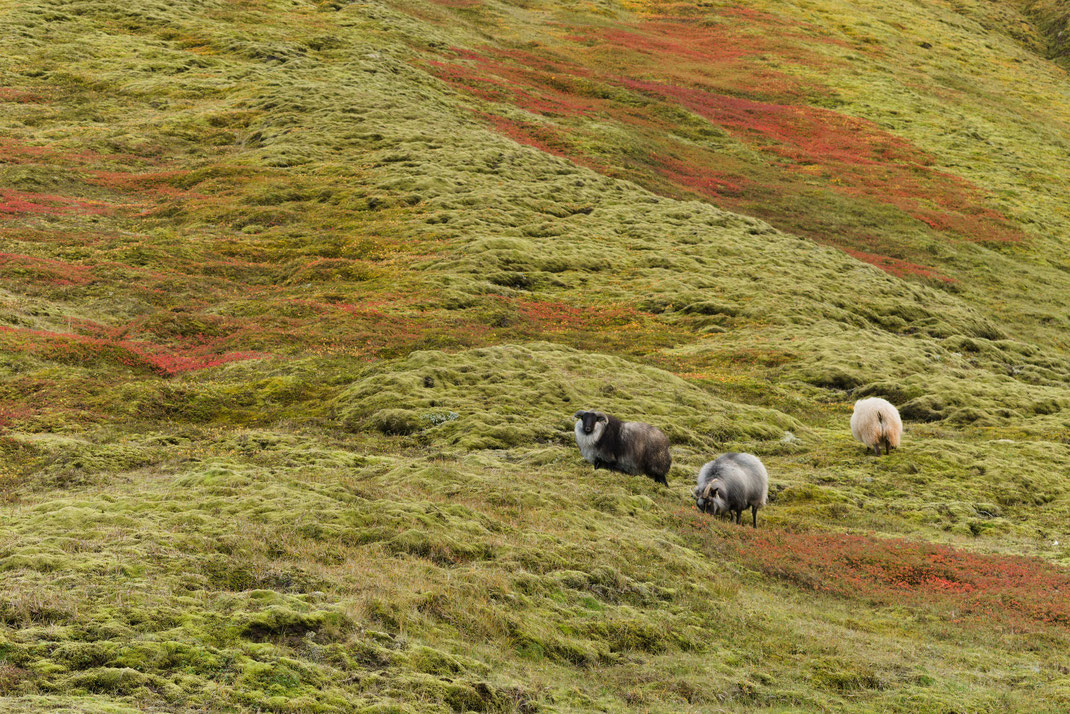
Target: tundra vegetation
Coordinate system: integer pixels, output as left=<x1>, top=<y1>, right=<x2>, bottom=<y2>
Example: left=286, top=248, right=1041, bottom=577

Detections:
left=0, top=0, right=1068, bottom=712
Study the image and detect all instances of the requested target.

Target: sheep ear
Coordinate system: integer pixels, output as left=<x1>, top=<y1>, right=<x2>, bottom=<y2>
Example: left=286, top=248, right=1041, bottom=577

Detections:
left=701, top=483, right=716, bottom=499
left=573, top=411, right=584, bottom=419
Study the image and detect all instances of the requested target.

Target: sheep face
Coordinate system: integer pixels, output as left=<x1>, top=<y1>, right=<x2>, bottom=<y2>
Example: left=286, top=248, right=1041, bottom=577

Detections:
left=692, top=485, right=709, bottom=512
left=694, top=481, right=727, bottom=515
left=573, top=410, right=608, bottom=438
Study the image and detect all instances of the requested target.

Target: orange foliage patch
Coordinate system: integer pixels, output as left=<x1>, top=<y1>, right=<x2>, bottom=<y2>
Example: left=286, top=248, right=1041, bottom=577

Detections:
left=0, top=325, right=265, bottom=376
left=0, top=252, right=96, bottom=286
left=843, top=249, right=955, bottom=282
left=0, top=189, right=112, bottom=219
left=679, top=509, right=1070, bottom=631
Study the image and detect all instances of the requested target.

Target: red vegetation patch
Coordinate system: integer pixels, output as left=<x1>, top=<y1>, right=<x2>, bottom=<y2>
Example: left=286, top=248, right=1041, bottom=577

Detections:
left=620, top=80, right=1022, bottom=243
left=0, top=189, right=111, bottom=219
left=0, top=325, right=264, bottom=376
left=650, top=153, right=749, bottom=198
left=681, top=512, right=1069, bottom=631
left=88, top=170, right=196, bottom=200
left=479, top=113, right=584, bottom=160
left=571, top=15, right=834, bottom=102
left=276, top=298, right=490, bottom=358
left=511, top=298, right=693, bottom=354
left=621, top=82, right=918, bottom=166
left=0, top=253, right=95, bottom=286
left=843, top=249, right=955, bottom=282
left=515, top=299, right=650, bottom=332
left=429, top=50, right=604, bottom=118
left=0, top=87, right=49, bottom=103
left=0, top=406, right=34, bottom=429
left=0, top=140, right=148, bottom=167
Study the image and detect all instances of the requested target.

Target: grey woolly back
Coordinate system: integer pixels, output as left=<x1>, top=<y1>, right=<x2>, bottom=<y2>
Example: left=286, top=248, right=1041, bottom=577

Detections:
left=696, top=452, right=768, bottom=510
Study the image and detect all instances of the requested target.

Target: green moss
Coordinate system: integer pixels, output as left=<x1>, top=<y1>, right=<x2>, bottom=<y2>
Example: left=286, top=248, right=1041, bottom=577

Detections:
left=65, top=668, right=152, bottom=696
left=405, top=646, right=466, bottom=677
left=369, top=409, right=423, bottom=436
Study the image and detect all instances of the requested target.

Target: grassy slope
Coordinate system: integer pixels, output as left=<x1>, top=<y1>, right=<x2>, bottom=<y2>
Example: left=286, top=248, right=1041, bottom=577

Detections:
left=0, top=0, right=1068, bottom=711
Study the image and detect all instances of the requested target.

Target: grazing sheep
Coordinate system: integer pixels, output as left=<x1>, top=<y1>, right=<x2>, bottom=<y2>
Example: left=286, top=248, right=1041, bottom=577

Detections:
left=850, top=397, right=902, bottom=456
left=573, top=410, right=671, bottom=485
left=693, top=452, right=768, bottom=527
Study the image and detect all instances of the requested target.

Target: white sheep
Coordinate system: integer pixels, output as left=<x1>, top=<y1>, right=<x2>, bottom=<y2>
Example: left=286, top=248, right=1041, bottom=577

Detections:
left=850, top=397, right=902, bottom=456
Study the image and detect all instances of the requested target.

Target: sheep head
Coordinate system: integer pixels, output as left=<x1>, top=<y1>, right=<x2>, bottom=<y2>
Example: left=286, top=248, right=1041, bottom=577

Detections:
left=695, top=480, right=727, bottom=515
left=573, top=410, right=608, bottom=436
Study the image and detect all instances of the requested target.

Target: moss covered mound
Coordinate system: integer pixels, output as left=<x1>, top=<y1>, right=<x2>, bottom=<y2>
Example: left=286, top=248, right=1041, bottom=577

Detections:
left=338, top=342, right=799, bottom=449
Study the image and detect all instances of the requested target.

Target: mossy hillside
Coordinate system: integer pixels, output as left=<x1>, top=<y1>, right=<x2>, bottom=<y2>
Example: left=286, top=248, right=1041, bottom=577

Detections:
left=1, top=0, right=1066, bottom=439
left=2, top=426, right=1068, bottom=712
left=1016, top=0, right=1070, bottom=65
left=371, top=122, right=1070, bottom=435
left=666, top=320, right=1070, bottom=443
left=766, top=425, right=1070, bottom=555
left=743, top=323, right=1070, bottom=429
left=1, top=0, right=1069, bottom=711
left=402, top=0, right=1070, bottom=346
left=6, top=343, right=1067, bottom=554
left=332, top=341, right=1070, bottom=553
left=322, top=1, right=1070, bottom=436
left=0, top=449, right=541, bottom=711
left=422, top=176, right=1006, bottom=338
left=785, top=0, right=1070, bottom=346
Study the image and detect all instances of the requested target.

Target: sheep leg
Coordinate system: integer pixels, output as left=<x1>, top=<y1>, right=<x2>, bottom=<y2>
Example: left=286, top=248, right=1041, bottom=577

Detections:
left=884, top=439, right=890, bottom=456
left=751, top=505, right=758, bottom=528
left=872, top=443, right=881, bottom=457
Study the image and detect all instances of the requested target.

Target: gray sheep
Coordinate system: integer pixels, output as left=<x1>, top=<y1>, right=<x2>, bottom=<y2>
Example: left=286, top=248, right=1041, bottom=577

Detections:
left=693, top=452, right=768, bottom=527
left=573, top=410, right=671, bottom=485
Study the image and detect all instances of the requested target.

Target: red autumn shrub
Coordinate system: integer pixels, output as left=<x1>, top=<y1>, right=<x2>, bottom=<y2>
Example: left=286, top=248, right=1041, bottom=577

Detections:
left=677, top=508, right=1069, bottom=631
